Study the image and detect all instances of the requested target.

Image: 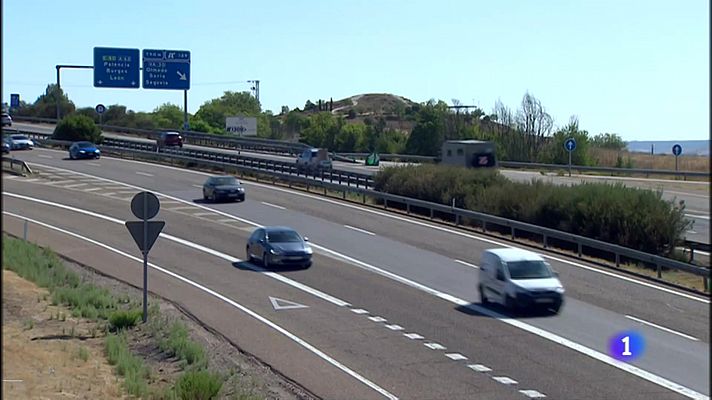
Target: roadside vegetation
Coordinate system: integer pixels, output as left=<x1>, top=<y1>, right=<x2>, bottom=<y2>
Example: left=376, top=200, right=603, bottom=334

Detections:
left=2, top=235, right=257, bottom=399
left=13, top=84, right=708, bottom=172
left=374, top=165, right=691, bottom=258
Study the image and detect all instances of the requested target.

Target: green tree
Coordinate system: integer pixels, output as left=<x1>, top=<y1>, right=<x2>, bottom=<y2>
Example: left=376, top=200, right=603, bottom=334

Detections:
left=300, top=112, right=342, bottom=148
left=194, top=91, right=261, bottom=130
left=32, top=84, right=75, bottom=118
left=336, top=124, right=367, bottom=152
left=152, top=103, right=184, bottom=129
left=405, top=100, right=447, bottom=156
left=591, top=133, right=626, bottom=150
left=540, top=116, right=592, bottom=165
left=52, top=114, right=102, bottom=143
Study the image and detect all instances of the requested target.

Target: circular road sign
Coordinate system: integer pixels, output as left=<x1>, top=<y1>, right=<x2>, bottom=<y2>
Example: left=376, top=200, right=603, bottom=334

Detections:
left=95, top=104, right=106, bottom=114
left=131, top=192, right=160, bottom=220
left=672, top=144, right=682, bottom=156
left=564, top=137, right=577, bottom=152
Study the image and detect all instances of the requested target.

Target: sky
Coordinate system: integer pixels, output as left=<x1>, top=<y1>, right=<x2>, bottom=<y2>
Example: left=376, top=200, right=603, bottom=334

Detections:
left=2, top=0, right=709, bottom=141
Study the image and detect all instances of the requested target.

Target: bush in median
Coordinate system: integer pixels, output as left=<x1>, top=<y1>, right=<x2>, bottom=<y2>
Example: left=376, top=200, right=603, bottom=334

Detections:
left=53, top=114, right=103, bottom=143
left=374, top=165, right=691, bottom=256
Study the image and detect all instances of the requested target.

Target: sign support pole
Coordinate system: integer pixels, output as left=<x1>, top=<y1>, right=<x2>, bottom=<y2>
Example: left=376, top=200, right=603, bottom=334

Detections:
left=142, top=193, right=148, bottom=323
left=183, top=90, right=189, bottom=131
left=568, top=151, right=572, bottom=177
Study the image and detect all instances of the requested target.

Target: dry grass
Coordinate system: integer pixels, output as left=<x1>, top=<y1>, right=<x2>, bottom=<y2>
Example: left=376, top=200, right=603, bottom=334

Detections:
left=616, top=263, right=709, bottom=292
left=589, top=148, right=710, bottom=172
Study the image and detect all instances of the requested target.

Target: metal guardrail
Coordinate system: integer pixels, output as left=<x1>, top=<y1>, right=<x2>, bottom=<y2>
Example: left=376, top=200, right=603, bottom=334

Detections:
left=499, top=161, right=710, bottom=180
left=72, top=143, right=710, bottom=288
left=2, top=156, right=34, bottom=175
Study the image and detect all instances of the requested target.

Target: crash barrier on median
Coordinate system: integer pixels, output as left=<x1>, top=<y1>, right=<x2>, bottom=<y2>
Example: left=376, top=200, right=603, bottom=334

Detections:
left=2, top=156, right=34, bottom=176
left=13, top=116, right=310, bottom=157
left=87, top=144, right=710, bottom=292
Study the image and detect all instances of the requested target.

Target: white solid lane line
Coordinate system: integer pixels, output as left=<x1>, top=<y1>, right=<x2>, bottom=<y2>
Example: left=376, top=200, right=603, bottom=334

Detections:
left=261, top=201, right=286, bottom=210
left=37, top=154, right=52, bottom=158
left=625, top=315, right=700, bottom=341
left=192, top=184, right=202, bottom=188
left=344, top=225, right=376, bottom=236
left=135, top=171, right=153, bottom=177
left=27, top=155, right=710, bottom=302
left=1, top=211, right=398, bottom=400
left=685, top=214, right=710, bottom=220
left=454, top=259, right=479, bottom=269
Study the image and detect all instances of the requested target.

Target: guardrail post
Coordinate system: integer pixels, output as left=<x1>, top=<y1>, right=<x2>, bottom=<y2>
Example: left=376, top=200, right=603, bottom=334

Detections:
left=342, top=190, right=346, bottom=200
left=23, top=219, right=28, bottom=241
left=703, top=277, right=708, bottom=292
left=429, top=208, right=434, bottom=220
left=577, top=242, right=582, bottom=257
left=384, top=199, right=388, bottom=209
left=362, top=193, right=366, bottom=203
left=615, top=253, right=620, bottom=268
left=511, top=226, right=516, bottom=239
left=543, top=234, right=548, bottom=248
left=656, top=262, right=662, bottom=278
left=406, top=203, right=410, bottom=214
left=323, top=186, right=327, bottom=196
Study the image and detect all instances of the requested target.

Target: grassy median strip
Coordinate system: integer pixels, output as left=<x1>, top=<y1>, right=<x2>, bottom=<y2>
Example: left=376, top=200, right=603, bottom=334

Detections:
left=2, top=235, right=249, bottom=399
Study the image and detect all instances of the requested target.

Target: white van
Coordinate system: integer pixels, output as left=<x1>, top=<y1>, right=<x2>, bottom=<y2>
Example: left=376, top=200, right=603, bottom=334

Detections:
left=479, top=248, right=565, bottom=313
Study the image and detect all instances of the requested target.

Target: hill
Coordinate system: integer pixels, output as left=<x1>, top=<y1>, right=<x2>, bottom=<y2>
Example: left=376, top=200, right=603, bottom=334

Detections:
left=330, top=93, right=418, bottom=116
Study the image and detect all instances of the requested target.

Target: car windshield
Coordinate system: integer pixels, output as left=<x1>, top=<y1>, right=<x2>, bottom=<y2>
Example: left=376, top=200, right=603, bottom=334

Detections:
left=507, top=260, right=552, bottom=280
left=77, top=142, right=94, bottom=148
left=267, top=230, right=302, bottom=243
left=11, top=135, right=28, bottom=140
left=211, top=177, right=238, bottom=185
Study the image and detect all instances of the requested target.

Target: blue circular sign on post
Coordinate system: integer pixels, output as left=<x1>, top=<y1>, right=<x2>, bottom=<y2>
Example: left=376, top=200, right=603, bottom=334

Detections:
left=95, top=104, right=106, bottom=114
left=564, top=137, right=577, bottom=152
left=672, top=144, right=682, bottom=156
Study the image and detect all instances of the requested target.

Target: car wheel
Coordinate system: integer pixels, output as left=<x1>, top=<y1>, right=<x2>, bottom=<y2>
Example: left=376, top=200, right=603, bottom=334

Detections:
left=505, top=294, right=517, bottom=311
left=209, top=192, right=216, bottom=202
left=479, top=285, right=489, bottom=305
left=550, top=300, right=563, bottom=314
left=69, top=153, right=74, bottom=160
left=246, top=246, right=253, bottom=262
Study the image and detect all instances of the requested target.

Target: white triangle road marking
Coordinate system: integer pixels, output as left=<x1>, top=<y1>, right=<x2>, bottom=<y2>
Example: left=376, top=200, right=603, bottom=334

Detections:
left=269, top=296, right=309, bottom=311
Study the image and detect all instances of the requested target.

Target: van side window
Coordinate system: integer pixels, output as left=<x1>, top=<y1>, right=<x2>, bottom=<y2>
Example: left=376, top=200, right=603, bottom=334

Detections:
left=495, top=264, right=505, bottom=281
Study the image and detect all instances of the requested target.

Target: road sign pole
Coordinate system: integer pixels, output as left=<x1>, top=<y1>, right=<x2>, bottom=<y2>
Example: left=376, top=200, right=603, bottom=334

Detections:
left=56, top=66, right=61, bottom=120
left=183, top=90, right=189, bottom=131
left=568, top=150, right=572, bottom=177
left=142, top=193, right=148, bottom=323
left=675, top=155, right=678, bottom=172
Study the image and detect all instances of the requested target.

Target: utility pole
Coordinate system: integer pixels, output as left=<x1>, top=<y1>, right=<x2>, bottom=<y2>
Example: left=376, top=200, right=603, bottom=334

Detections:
left=248, top=80, right=260, bottom=104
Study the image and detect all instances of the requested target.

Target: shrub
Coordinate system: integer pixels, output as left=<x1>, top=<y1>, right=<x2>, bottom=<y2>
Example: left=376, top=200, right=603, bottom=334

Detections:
left=374, top=165, right=691, bottom=256
left=105, top=333, right=150, bottom=397
left=173, top=370, right=223, bottom=400
left=52, top=114, right=102, bottom=143
left=109, top=309, right=143, bottom=330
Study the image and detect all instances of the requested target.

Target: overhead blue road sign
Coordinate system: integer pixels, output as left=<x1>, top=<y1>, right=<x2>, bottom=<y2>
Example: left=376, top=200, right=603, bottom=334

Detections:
left=142, top=49, right=190, bottom=90
left=94, top=47, right=140, bottom=88
left=10, top=94, right=20, bottom=108
left=564, top=137, right=577, bottom=152
left=672, top=144, right=682, bottom=156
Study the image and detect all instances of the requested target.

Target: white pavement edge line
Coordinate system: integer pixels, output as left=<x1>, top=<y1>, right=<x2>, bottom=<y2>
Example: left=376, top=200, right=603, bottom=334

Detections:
left=685, top=214, right=710, bottom=220
left=2, top=192, right=350, bottom=310
left=135, top=171, right=153, bottom=177
left=625, top=315, right=700, bottom=342
left=13, top=165, right=711, bottom=396
left=1, top=211, right=397, bottom=400
left=344, top=225, right=376, bottom=236
left=26, top=156, right=710, bottom=302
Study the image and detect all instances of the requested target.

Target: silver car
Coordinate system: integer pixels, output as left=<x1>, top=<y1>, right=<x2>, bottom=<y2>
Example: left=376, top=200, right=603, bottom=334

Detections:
left=1, top=113, right=11, bottom=127
left=246, top=226, right=313, bottom=268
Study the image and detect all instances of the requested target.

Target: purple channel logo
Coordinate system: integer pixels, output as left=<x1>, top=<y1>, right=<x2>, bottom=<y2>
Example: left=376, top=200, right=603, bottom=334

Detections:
left=608, top=331, right=645, bottom=361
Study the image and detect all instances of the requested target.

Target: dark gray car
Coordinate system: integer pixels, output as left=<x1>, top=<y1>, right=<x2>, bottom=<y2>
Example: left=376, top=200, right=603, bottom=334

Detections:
left=202, top=175, right=245, bottom=202
left=246, top=227, right=313, bottom=268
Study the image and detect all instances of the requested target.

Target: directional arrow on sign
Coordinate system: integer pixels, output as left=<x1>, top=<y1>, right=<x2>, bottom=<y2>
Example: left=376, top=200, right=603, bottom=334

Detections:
left=269, top=296, right=309, bottom=311
left=177, top=71, right=187, bottom=80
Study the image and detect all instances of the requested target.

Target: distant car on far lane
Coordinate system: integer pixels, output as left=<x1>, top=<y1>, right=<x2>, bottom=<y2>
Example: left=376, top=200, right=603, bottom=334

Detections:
left=8, top=134, right=33, bottom=150
left=69, top=141, right=101, bottom=160
left=157, top=131, right=183, bottom=150
left=202, top=175, right=245, bottom=202
left=1, top=113, right=12, bottom=127
left=246, top=226, right=313, bottom=268
left=2, top=137, right=10, bottom=153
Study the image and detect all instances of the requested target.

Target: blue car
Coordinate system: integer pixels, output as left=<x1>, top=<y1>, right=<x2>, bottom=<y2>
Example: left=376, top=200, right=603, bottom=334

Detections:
left=246, top=226, right=313, bottom=268
left=69, top=141, right=100, bottom=160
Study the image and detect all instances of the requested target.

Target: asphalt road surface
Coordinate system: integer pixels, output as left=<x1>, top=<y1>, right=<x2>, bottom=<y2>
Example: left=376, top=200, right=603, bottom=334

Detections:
left=9, top=121, right=709, bottom=244
left=1, top=147, right=709, bottom=399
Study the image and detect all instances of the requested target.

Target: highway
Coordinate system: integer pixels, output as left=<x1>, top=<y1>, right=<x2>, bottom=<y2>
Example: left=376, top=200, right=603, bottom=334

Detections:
left=2, top=147, right=709, bottom=399
left=10, top=121, right=710, bottom=245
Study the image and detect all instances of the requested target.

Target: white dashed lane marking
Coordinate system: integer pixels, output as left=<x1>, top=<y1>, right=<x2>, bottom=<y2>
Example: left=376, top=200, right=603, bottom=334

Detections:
left=424, top=342, right=446, bottom=350
left=445, top=353, right=468, bottom=361
left=166, top=206, right=197, bottom=211
left=519, top=389, right=547, bottom=398
left=192, top=212, right=215, bottom=217
left=493, top=377, right=518, bottom=385
left=135, top=171, right=153, bottom=177
left=454, top=259, right=479, bottom=269
left=261, top=201, right=286, bottom=210
left=37, top=154, right=53, bottom=159
left=468, top=364, right=492, bottom=373
left=403, top=333, right=424, bottom=340
left=384, top=324, right=403, bottom=331
left=344, top=225, right=376, bottom=236
left=350, top=308, right=369, bottom=315
left=83, top=188, right=102, bottom=192
left=368, top=316, right=387, bottom=323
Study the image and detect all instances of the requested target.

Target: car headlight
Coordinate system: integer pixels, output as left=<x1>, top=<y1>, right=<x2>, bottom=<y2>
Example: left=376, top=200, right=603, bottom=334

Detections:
left=79, top=150, right=86, bottom=153
left=555, top=287, right=565, bottom=294
left=269, top=249, right=282, bottom=255
left=238, top=188, right=244, bottom=192
left=304, top=246, right=313, bottom=255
